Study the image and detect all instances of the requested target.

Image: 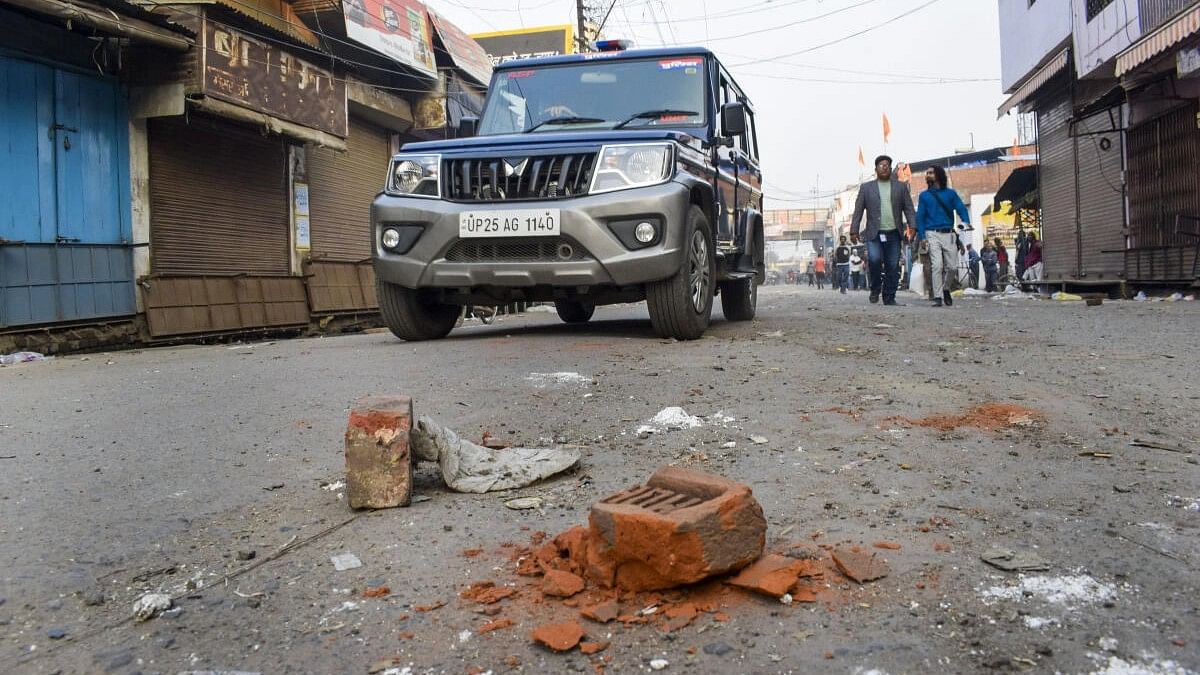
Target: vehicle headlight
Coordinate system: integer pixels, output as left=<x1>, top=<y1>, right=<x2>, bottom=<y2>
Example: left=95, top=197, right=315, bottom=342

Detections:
left=589, top=143, right=674, bottom=194
left=387, top=154, right=441, bottom=197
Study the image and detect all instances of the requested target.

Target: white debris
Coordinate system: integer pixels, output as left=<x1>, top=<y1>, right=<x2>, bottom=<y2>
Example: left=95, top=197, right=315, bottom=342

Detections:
left=330, top=553, right=362, bottom=571
left=1167, top=495, right=1200, bottom=511
left=779, top=593, right=793, bottom=605
left=411, top=418, right=580, bottom=494
left=636, top=407, right=704, bottom=436
left=757, top=330, right=784, bottom=338
left=0, top=351, right=48, bottom=365
left=649, top=659, right=669, bottom=670
left=749, top=435, right=769, bottom=445
left=458, top=629, right=473, bottom=644
left=525, top=372, right=592, bottom=387
left=1099, top=637, right=1120, bottom=652
left=1023, top=616, right=1057, bottom=629
left=707, top=411, right=736, bottom=426
left=981, top=574, right=1118, bottom=607
left=1087, top=652, right=1193, bottom=675
left=503, top=496, right=543, bottom=510
left=720, top=442, right=737, bottom=449
left=322, top=481, right=345, bottom=492
left=132, top=593, right=172, bottom=622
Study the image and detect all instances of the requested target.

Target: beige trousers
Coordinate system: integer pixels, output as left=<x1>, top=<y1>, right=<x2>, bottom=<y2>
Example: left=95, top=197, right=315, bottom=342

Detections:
left=927, top=231, right=959, bottom=298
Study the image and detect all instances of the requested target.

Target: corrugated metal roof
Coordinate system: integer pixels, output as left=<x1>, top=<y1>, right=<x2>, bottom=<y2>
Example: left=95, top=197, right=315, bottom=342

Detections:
left=1115, top=4, right=1200, bottom=76
left=997, top=48, right=1070, bottom=119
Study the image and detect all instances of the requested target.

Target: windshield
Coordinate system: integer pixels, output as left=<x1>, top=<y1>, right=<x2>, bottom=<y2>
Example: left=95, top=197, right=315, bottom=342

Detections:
left=478, top=56, right=708, bottom=135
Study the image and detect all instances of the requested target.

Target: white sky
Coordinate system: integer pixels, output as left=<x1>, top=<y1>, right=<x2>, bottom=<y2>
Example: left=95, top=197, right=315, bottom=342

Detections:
left=427, top=0, right=1019, bottom=207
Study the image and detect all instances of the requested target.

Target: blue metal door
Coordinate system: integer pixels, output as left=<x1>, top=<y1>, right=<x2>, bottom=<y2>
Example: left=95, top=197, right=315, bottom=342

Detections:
left=0, top=57, right=134, bottom=328
left=53, top=70, right=131, bottom=244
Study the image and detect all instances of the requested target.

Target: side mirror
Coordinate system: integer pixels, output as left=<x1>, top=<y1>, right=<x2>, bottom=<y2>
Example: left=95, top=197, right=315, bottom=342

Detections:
left=457, top=116, right=479, bottom=138
left=721, top=102, right=747, bottom=137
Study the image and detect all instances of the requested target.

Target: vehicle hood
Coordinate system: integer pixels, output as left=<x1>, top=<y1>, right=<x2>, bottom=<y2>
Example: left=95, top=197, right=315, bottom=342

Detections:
left=398, top=129, right=706, bottom=156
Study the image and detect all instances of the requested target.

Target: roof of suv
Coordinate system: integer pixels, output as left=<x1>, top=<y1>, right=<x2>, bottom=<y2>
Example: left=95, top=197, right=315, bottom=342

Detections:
left=493, top=46, right=715, bottom=71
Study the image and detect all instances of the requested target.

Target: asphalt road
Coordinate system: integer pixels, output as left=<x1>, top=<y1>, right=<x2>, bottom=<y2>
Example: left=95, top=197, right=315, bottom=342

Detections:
left=1, top=285, right=1197, bottom=674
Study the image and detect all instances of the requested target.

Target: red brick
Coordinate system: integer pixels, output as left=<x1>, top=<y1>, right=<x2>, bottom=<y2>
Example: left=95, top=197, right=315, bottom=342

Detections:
left=586, top=467, right=766, bottom=591
left=531, top=621, right=585, bottom=652
left=344, top=395, right=414, bottom=509
left=725, top=554, right=808, bottom=598
left=542, top=569, right=585, bottom=598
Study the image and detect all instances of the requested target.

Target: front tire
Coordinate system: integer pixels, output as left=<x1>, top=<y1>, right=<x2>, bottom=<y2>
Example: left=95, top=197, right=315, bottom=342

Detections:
left=376, top=280, right=459, bottom=341
left=720, top=277, right=757, bottom=321
left=555, top=300, right=595, bottom=324
left=646, top=206, right=715, bottom=340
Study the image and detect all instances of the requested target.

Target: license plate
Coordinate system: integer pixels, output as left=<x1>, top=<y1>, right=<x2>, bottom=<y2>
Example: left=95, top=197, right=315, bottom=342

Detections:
left=459, top=209, right=561, bottom=238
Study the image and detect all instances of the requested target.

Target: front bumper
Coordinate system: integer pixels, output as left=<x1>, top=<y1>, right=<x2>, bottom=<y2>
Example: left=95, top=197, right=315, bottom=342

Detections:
left=371, top=181, right=692, bottom=289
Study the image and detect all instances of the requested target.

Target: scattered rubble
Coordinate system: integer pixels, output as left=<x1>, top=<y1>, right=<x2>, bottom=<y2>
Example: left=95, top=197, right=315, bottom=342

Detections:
left=525, top=372, right=593, bottom=388
left=330, top=553, right=362, bottom=571
left=981, top=547, right=1051, bottom=572
left=411, top=417, right=580, bottom=494
left=530, top=621, right=585, bottom=652
left=132, top=593, right=172, bottom=622
left=725, top=554, right=811, bottom=598
left=831, top=548, right=891, bottom=583
left=889, top=403, right=1044, bottom=433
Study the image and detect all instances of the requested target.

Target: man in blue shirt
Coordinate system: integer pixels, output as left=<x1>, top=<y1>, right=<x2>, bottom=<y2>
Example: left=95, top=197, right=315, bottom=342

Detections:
left=917, top=166, right=971, bottom=307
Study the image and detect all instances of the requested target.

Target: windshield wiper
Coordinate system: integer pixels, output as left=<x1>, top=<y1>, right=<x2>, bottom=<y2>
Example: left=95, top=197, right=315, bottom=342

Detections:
left=612, top=109, right=699, bottom=130
left=525, top=116, right=605, bottom=133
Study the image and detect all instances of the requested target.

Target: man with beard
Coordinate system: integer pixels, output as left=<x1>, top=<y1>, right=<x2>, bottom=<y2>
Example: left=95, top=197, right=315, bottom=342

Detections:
left=916, top=165, right=971, bottom=307
left=850, top=155, right=917, bottom=306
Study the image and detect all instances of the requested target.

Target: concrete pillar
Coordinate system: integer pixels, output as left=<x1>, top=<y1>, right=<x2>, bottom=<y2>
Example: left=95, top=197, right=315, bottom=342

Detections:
left=128, top=117, right=151, bottom=312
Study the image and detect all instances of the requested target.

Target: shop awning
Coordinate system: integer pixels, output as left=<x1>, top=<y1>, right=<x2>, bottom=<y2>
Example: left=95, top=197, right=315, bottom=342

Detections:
left=428, top=7, right=493, bottom=87
left=994, top=166, right=1038, bottom=211
left=1116, top=5, right=1200, bottom=77
left=997, top=48, right=1070, bottom=119
left=6, top=0, right=194, bottom=50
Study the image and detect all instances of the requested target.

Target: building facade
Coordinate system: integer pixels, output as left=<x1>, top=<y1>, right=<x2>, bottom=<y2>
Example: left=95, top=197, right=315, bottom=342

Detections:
left=1, top=0, right=489, bottom=348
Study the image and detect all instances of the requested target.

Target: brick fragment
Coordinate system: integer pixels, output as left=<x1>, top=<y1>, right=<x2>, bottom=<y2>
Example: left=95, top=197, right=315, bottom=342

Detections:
left=542, top=569, right=585, bottom=598
left=580, top=599, right=620, bottom=623
left=586, top=467, right=766, bottom=591
left=344, top=395, right=414, bottom=509
left=725, top=554, right=808, bottom=598
left=531, top=621, right=585, bottom=652
left=831, top=548, right=890, bottom=583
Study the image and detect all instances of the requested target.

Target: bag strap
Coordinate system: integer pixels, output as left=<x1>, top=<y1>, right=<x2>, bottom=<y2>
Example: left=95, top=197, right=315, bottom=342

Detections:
left=928, top=188, right=955, bottom=223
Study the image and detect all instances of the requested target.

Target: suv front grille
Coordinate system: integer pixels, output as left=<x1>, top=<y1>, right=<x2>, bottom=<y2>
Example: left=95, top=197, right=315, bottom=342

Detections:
left=444, top=153, right=596, bottom=202
left=445, top=237, right=591, bottom=263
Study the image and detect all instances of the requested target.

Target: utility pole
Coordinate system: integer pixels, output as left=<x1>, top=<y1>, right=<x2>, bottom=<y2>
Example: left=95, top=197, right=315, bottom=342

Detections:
left=576, top=0, right=589, bottom=53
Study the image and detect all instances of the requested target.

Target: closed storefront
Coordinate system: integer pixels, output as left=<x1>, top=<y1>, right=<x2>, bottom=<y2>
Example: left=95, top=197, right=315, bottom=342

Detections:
left=1125, top=101, right=1200, bottom=282
left=149, top=115, right=290, bottom=275
left=1038, top=97, right=1075, bottom=280
left=144, top=114, right=308, bottom=337
left=1074, top=107, right=1126, bottom=280
left=302, top=118, right=393, bottom=313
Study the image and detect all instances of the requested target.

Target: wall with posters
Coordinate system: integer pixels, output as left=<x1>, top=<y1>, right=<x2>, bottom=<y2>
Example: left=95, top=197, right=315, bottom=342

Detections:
left=342, top=0, right=436, bottom=77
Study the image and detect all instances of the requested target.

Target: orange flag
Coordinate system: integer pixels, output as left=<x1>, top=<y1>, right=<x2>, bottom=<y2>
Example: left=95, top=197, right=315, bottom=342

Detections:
left=857, top=146, right=865, bottom=167
left=882, top=113, right=892, bottom=144
left=1011, top=136, right=1021, bottom=157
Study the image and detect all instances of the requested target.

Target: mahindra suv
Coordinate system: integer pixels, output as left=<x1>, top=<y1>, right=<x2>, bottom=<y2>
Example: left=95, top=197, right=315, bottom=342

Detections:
left=371, top=45, right=764, bottom=341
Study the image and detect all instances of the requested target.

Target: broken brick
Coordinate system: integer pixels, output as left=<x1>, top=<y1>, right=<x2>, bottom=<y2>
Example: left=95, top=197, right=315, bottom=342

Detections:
left=580, top=641, right=610, bottom=655
left=831, top=548, right=890, bottom=583
left=542, top=569, right=586, bottom=598
left=725, top=554, right=809, bottom=598
left=478, top=618, right=515, bottom=634
left=586, top=467, right=767, bottom=591
left=531, top=621, right=585, bottom=652
left=873, top=541, right=902, bottom=550
left=460, top=581, right=516, bottom=605
left=580, top=599, right=620, bottom=623
left=345, top=395, right=414, bottom=509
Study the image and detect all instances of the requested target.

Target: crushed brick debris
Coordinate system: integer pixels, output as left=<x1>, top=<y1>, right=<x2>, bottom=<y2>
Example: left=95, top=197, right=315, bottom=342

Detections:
left=478, top=618, right=515, bottom=634
left=888, top=403, right=1044, bottom=432
left=580, top=641, right=610, bottom=655
left=725, top=554, right=812, bottom=598
left=460, top=581, right=516, bottom=605
left=831, top=548, right=890, bottom=583
left=462, top=548, right=484, bottom=558
left=531, top=621, right=586, bottom=652
left=413, top=600, right=445, bottom=612
left=362, top=586, right=391, bottom=598
left=580, top=599, right=620, bottom=623
left=542, top=569, right=586, bottom=598
left=873, top=541, right=902, bottom=550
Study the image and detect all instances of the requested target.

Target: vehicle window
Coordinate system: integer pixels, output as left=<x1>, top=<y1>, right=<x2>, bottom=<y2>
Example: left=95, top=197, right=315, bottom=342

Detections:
left=745, top=109, right=759, bottom=161
left=478, top=57, right=708, bottom=135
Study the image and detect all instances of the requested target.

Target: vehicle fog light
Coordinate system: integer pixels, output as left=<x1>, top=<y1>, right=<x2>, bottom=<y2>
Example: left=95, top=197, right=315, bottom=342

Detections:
left=635, top=222, right=656, bottom=243
left=382, top=228, right=401, bottom=250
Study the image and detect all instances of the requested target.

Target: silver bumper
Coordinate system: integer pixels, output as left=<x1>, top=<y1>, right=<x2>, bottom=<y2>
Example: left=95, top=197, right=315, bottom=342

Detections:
left=371, top=181, right=692, bottom=289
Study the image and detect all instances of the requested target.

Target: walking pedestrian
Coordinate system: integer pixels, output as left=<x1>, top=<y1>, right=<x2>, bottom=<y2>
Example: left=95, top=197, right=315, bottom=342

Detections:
left=806, top=259, right=815, bottom=287
left=814, top=253, right=826, bottom=290
left=834, top=237, right=851, bottom=293
left=994, top=237, right=1009, bottom=286
left=849, top=249, right=864, bottom=291
left=916, top=165, right=970, bottom=307
left=850, top=155, right=917, bottom=306
left=981, top=241, right=999, bottom=292
left=966, top=244, right=981, bottom=290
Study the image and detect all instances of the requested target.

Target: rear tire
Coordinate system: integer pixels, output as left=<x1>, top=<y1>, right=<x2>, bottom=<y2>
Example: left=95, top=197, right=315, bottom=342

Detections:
left=646, top=206, right=714, bottom=340
left=376, top=280, right=459, bottom=341
left=720, top=277, right=757, bottom=321
left=555, top=300, right=595, bottom=324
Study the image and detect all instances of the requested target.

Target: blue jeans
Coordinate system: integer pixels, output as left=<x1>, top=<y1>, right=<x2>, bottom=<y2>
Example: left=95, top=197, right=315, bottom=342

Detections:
left=837, top=264, right=850, bottom=291
left=867, top=233, right=902, bottom=301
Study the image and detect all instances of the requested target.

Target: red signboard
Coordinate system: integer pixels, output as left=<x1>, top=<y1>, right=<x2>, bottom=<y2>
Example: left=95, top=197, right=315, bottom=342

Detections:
left=428, top=8, right=493, bottom=86
left=342, top=0, right=436, bottom=76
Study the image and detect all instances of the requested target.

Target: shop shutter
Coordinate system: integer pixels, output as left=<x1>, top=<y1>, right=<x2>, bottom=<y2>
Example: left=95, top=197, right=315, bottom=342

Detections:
left=149, top=114, right=290, bottom=276
left=1037, top=98, right=1077, bottom=279
left=306, top=118, right=391, bottom=262
left=1126, top=103, right=1200, bottom=281
left=1074, top=108, right=1126, bottom=279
